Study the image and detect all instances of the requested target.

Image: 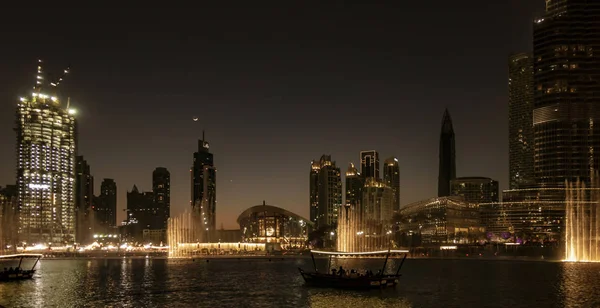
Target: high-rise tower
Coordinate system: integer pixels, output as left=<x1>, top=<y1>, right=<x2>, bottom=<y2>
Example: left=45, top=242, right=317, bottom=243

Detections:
left=152, top=167, right=170, bottom=230
left=309, top=160, right=320, bottom=225
left=16, top=59, right=76, bottom=245
left=533, top=0, right=600, bottom=187
left=383, top=157, right=400, bottom=211
left=97, top=179, right=117, bottom=232
left=191, top=132, right=216, bottom=239
left=316, top=155, right=342, bottom=228
left=360, top=150, right=380, bottom=180
left=508, top=53, right=535, bottom=189
left=75, top=156, right=94, bottom=243
left=345, top=163, right=364, bottom=209
left=438, top=109, right=456, bottom=197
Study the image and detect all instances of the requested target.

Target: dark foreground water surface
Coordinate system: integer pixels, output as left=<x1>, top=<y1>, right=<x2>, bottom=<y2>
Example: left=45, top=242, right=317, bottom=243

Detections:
left=1, top=257, right=600, bottom=307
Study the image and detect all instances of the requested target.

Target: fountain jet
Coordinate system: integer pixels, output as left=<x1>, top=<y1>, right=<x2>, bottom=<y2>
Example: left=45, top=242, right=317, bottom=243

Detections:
left=564, top=173, right=600, bottom=262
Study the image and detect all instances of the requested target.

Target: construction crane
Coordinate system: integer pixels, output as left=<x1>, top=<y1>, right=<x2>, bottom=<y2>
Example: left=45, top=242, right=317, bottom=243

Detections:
left=32, top=59, right=71, bottom=104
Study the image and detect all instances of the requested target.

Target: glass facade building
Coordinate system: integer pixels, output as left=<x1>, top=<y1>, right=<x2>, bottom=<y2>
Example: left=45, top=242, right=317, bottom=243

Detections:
left=480, top=187, right=573, bottom=242
left=508, top=53, right=535, bottom=189
left=396, top=197, right=482, bottom=245
left=450, top=177, right=499, bottom=204
left=533, top=0, right=600, bottom=188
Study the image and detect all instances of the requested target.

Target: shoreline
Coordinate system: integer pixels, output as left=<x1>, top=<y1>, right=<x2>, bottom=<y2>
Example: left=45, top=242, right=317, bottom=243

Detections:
left=31, top=255, right=565, bottom=262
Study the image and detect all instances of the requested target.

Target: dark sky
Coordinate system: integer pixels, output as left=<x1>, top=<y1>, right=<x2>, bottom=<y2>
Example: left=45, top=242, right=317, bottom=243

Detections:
left=0, top=2, right=545, bottom=228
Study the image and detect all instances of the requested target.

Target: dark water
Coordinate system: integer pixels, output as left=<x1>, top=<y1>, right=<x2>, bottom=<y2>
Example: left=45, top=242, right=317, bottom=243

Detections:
left=1, top=257, right=600, bottom=307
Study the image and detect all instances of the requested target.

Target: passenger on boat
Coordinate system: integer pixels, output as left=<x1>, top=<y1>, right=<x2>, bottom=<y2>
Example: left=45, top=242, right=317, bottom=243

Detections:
left=338, top=266, right=345, bottom=276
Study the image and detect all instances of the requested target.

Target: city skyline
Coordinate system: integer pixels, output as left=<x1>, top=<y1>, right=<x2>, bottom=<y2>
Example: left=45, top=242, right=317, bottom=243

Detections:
left=0, top=2, right=546, bottom=228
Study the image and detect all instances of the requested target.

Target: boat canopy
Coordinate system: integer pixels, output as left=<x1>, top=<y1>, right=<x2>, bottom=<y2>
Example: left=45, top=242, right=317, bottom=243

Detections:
left=0, top=254, right=43, bottom=260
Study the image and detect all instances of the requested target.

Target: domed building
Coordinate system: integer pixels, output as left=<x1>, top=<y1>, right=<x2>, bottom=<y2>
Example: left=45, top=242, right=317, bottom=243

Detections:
left=237, top=201, right=312, bottom=249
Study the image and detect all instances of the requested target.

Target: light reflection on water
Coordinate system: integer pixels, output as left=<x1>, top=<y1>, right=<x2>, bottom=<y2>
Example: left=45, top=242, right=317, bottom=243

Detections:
left=1, top=258, right=600, bottom=307
left=559, top=263, right=600, bottom=307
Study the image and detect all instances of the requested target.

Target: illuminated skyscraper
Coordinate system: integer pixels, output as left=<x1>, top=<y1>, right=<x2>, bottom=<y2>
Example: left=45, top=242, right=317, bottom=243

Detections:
left=533, top=0, right=600, bottom=187
left=360, top=150, right=380, bottom=180
left=508, top=53, right=535, bottom=189
left=191, top=132, right=216, bottom=240
left=438, top=109, right=456, bottom=197
left=316, top=155, right=342, bottom=228
left=383, top=157, right=400, bottom=211
left=345, top=163, right=364, bottom=209
left=16, top=59, right=76, bottom=245
left=309, top=160, right=320, bottom=225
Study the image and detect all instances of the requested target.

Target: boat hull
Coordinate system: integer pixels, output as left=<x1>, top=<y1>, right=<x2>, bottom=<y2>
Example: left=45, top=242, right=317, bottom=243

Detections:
left=0, top=271, right=35, bottom=282
left=299, top=268, right=400, bottom=289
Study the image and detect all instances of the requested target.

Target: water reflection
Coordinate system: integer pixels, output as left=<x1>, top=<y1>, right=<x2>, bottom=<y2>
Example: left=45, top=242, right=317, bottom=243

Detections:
left=308, top=291, right=412, bottom=308
left=4, top=258, right=600, bottom=307
left=559, top=262, right=600, bottom=307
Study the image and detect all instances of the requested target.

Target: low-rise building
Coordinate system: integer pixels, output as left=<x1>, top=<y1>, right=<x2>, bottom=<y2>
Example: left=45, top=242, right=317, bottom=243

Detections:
left=237, top=202, right=312, bottom=249
left=396, top=196, right=482, bottom=245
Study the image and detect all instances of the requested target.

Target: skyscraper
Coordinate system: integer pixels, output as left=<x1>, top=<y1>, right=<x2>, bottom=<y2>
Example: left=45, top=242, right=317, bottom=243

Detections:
left=97, top=178, right=117, bottom=231
left=152, top=167, right=170, bottom=230
left=191, top=132, right=216, bottom=238
left=16, top=59, right=76, bottom=245
left=309, top=160, right=320, bottom=225
left=438, top=109, right=456, bottom=197
left=362, top=179, right=394, bottom=225
left=508, top=53, right=535, bottom=189
left=75, top=156, right=94, bottom=243
left=126, top=185, right=154, bottom=241
left=383, top=157, right=400, bottom=211
left=316, top=155, right=342, bottom=228
left=360, top=150, right=380, bottom=180
left=533, top=0, right=600, bottom=187
left=345, top=163, right=364, bottom=208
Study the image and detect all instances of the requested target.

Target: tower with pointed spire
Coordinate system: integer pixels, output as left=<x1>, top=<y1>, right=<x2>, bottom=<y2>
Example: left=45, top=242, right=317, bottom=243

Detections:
left=191, top=131, right=217, bottom=241
left=438, top=109, right=456, bottom=197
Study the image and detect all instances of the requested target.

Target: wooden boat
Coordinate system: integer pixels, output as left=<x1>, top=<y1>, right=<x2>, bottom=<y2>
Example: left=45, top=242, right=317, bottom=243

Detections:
left=0, top=254, right=43, bottom=282
left=298, top=249, right=407, bottom=289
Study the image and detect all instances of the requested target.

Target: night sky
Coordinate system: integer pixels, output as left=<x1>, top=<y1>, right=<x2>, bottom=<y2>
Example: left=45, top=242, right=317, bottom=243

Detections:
left=0, top=2, right=545, bottom=228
